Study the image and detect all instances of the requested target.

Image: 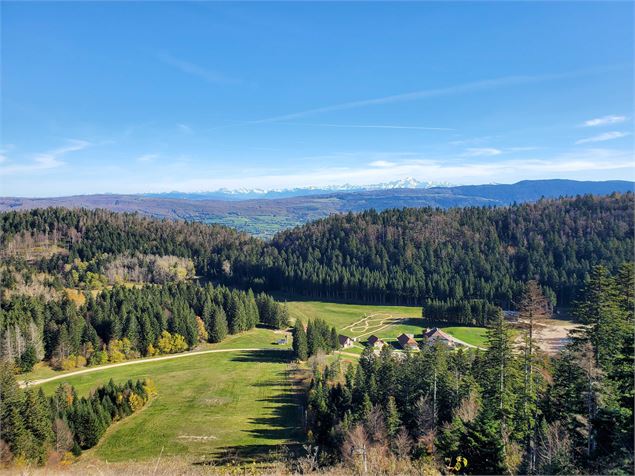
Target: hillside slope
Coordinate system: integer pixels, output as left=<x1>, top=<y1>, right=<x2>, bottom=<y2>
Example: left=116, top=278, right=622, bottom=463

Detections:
left=1, top=179, right=632, bottom=237
left=232, top=193, right=635, bottom=307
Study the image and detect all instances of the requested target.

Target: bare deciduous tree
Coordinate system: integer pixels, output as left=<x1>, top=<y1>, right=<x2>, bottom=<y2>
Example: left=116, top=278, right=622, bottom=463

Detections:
left=392, top=427, right=412, bottom=460
left=364, top=404, right=387, bottom=445
left=53, top=417, right=74, bottom=453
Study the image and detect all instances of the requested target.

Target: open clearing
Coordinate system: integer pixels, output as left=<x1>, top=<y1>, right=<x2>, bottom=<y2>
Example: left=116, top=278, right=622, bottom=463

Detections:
left=33, top=329, right=303, bottom=464
left=286, top=300, right=487, bottom=348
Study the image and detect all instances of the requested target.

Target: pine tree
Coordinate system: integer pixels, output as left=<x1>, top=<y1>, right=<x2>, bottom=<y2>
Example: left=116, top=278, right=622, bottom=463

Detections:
left=306, top=320, right=317, bottom=356
left=385, top=395, right=400, bottom=438
left=22, top=388, right=54, bottom=464
left=124, top=313, right=140, bottom=352
left=209, top=305, right=228, bottom=343
left=480, top=308, right=521, bottom=468
left=330, top=327, right=340, bottom=351
left=292, top=319, right=308, bottom=361
left=0, top=362, right=33, bottom=462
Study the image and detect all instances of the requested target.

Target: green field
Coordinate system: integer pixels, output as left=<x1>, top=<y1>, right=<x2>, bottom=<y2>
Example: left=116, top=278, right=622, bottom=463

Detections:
left=442, top=326, right=488, bottom=347
left=23, top=327, right=290, bottom=383
left=287, top=300, right=488, bottom=349
left=35, top=328, right=302, bottom=463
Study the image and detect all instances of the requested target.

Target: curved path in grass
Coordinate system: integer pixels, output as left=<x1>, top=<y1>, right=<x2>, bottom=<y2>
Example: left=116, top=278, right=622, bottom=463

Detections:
left=20, top=347, right=276, bottom=387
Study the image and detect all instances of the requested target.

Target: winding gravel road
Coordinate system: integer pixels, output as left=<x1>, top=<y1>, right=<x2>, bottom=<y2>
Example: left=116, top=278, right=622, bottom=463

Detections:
left=20, top=347, right=279, bottom=387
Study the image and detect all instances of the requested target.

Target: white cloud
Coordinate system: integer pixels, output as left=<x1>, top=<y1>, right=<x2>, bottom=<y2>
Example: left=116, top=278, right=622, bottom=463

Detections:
left=463, top=148, right=503, bottom=157
left=369, top=160, right=397, bottom=168
left=575, top=131, right=630, bottom=144
left=0, top=139, right=91, bottom=176
left=583, top=115, right=627, bottom=127
left=139, top=148, right=634, bottom=193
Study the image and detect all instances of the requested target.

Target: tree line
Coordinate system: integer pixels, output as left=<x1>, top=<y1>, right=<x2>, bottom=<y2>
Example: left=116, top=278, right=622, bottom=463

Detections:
left=0, top=361, right=154, bottom=466
left=292, top=318, right=340, bottom=361
left=302, top=264, right=633, bottom=474
left=2, top=194, right=633, bottom=311
left=1, top=282, right=289, bottom=372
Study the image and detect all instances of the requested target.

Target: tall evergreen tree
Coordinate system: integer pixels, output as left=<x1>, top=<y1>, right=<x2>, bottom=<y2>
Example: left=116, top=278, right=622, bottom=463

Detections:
left=208, top=305, right=228, bottom=343
left=292, top=319, right=308, bottom=361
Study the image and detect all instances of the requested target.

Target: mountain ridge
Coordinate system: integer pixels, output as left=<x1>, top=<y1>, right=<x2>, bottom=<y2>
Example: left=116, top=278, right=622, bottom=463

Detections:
left=1, top=179, right=632, bottom=238
left=142, top=176, right=449, bottom=200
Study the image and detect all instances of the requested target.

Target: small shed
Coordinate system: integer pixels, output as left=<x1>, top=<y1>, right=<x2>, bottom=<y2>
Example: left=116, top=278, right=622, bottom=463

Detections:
left=338, top=335, right=354, bottom=349
left=367, top=335, right=386, bottom=349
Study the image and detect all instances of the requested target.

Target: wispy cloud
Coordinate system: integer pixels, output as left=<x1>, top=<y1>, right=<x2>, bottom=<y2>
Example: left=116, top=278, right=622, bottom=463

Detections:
left=249, top=68, right=602, bottom=124
left=463, top=147, right=503, bottom=157
left=0, top=140, right=91, bottom=176
left=177, top=123, right=193, bottom=134
left=575, top=131, right=630, bottom=144
left=369, top=160, right=397, bottom=168
left=156, top=52, right=241, bottom=85
left=279, top=122, right=454, bottom=131
left=137, top=154, right=158, bottom=162
left=583, top=115, right=627, bottom=127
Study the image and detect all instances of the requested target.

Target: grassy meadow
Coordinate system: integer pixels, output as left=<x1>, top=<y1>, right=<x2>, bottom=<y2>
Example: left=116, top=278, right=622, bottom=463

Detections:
left=25, top=301, right=489, bottom=465
left=286, top=299, right=488, bottom=348
left=36, top=329, right=302, bottom=463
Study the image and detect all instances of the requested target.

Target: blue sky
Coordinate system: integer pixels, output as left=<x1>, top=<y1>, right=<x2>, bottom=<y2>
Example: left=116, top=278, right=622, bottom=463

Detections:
left=1, top=2, right=633, bottom=197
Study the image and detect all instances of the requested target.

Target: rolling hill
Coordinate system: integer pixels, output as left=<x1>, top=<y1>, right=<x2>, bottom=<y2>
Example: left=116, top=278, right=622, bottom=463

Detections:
left=1, top=179, right=632, bottom=238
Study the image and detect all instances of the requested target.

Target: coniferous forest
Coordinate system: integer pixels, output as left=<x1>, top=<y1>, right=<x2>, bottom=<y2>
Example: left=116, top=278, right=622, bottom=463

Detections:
left=305, top=265, right=634, bottom=475
left=0, top=194, right=633, bottom=473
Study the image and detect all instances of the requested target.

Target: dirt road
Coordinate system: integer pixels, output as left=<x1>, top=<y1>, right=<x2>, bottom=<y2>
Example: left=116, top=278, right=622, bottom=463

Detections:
left=20, top=347, right=278, bottom=388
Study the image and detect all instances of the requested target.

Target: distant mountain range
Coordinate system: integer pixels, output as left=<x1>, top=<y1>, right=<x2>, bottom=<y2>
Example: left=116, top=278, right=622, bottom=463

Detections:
left=2, top=179, right=632, bottom=238
left=143, top=177, right=450, bottom=200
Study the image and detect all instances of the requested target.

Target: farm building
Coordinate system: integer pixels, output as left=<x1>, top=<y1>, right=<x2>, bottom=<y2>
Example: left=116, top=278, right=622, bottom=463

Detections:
left=423, top=327, right=457, bottom=347
left=367, top=335, right=386, bottom=349
left=397, top=333, right=419, bottom=351
left=338, top=335, right=354, bottom=348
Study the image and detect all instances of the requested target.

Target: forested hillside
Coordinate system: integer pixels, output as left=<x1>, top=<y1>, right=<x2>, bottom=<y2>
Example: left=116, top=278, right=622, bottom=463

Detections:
left=0, top=208, right=263, bottom=279
left=2, top=180, right=632, bottom=238
left=2, top=194, right=633, bottom=313
left=304, top=265, right=634, bottom=474
left=238, top=193, right=634, bottom=309
left=0, top=208, right=288, bottom=374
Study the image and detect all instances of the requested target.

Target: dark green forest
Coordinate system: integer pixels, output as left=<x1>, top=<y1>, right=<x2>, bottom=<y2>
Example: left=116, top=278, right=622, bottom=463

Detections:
left=304, top=265, right=634, bottom=475
left=254, top=193, right=633, bottom=307
left=1, top=282, right=288, bottom=372
left=1, top=363, right=154, bottom=464
left=3, top=194, right=631, bottom=313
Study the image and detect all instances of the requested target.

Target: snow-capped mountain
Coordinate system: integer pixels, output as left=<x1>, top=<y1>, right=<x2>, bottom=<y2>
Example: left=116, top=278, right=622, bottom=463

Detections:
left=144, top=177, right=452, bottom=201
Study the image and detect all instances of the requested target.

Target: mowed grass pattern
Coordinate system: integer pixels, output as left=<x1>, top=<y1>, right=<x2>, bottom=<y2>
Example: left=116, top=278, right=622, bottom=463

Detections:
left=287, top=300, right=488, bottom=348
left=38, top=331, right=302, bottom=463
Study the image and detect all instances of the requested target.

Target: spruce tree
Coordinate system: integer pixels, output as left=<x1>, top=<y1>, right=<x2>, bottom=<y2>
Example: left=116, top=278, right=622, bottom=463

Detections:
left=292, top=319, right=308, bottom=361
left=209, top=305, right=228, bottom=343
left=22, top=388, right=54, bottom=464
left=385, top=395, right=400, bottom=438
